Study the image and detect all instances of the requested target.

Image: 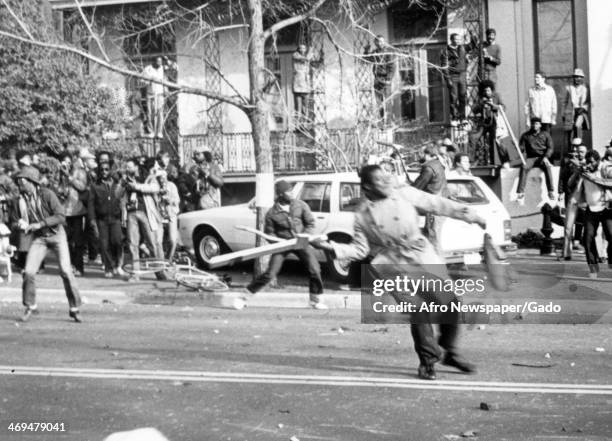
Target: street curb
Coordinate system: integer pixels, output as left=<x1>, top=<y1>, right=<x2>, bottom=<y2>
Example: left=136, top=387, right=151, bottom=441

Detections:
left=0, top=287, right=131, bottom=305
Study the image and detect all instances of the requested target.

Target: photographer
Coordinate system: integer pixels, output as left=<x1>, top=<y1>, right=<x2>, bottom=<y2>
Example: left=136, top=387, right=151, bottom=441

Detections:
left=58, top=151, right=89, bottom=277
left=122, top=157, right=166, bottom=281
left=191, top=147, right=224, bottom=209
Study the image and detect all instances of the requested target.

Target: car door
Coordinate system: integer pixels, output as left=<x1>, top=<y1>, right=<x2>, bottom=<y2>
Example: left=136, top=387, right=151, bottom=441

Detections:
left=296, top=181, right=331, bottom=235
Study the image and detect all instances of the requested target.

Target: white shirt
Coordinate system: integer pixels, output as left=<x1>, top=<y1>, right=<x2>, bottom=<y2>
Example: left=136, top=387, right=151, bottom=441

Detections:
left=143, top=65, right=165, bottom=95
left=525, top=84, right=557, bottom=125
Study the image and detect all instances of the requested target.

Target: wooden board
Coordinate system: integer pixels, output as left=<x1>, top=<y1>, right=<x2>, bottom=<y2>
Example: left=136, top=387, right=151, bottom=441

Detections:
left=206, top=234, right=327, bottom=269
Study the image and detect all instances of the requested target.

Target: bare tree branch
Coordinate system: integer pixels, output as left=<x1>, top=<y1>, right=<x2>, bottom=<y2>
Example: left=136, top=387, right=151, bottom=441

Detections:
left=74, top=0, right=110, bottom=62
left=202, top=57, right=250, bottom=106
left=0, top=29, right=253, bottom=111
left=262, top=0, right=328, bottom=40
left=0, top=0, right=34, bottom=40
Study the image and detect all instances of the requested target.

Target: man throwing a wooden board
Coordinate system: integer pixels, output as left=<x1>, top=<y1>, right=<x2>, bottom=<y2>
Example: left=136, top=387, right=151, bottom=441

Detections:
left=244, top=180, right=328, bottom=310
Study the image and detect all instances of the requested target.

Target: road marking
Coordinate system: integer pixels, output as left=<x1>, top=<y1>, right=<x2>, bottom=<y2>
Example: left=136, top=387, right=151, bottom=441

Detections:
left=1, top=366, right=611, bottom=395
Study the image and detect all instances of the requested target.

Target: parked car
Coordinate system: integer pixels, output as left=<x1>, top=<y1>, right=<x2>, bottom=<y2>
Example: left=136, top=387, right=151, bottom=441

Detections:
left=178, top=172, right=516, bottom=282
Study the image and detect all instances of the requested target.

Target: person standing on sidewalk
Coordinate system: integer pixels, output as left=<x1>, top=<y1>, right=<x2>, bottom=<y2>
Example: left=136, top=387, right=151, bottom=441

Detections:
left=245, top=180, right=327, bottom=310
left=574, top=150, right=612, bottom=278
left=413, top=144, right=448, bottom=254
left=516, top=117, right=555, bottom=205
left=122, top=157, right=166, bottom=281
left=157, top=170, right=180, bottom=262
left=311, top=165, right=486, bottom=380
left=558, top=138, right=587, bottom=260
left=58, top=151, right=89, bottom=277
left=89, top=161, right=125, bottom=278
left=12, top=166, right=82, bottom=322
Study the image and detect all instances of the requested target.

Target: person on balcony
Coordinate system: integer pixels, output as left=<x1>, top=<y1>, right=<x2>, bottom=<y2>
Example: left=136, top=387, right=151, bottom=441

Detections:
left=524, top=71, right=557, bottom=132
left=292, top=43, right=320, bottom=121
left=441, top=31, right=477, bottom=124
left=562, top=68, right=590, bottom=147
left=482, top=28, right=501, bottom=85
left=142, top=56, right=177, bottom=139
left=516, top=117, right=555, bottom=205
left=365, top=35, right=395, bottom=125
left=471, top=80, right=507, bottom=166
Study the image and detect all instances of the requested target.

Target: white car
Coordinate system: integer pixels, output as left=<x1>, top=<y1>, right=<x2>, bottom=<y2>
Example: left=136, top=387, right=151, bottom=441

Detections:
left=178, top=172, right=516, bottom=282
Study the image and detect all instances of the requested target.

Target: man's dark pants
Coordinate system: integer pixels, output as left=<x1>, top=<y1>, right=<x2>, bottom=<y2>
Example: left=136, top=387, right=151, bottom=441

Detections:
left=97, top=217, right=123, bottom=273
left=366, top=264, right=459, bottom=367
left=517, top=156, right=554, bottom=194
left=583, top=208, right=612, bottom=273
left=66, top=215, right=85, bottom=273
left=447, top=73, right=467, bottom=120
left=23, top=227, right=81, bottom=310
left=247, top=247, right=323, bottom=303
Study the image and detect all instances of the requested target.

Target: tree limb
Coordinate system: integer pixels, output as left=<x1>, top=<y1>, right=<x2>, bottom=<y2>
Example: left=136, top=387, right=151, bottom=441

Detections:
left=262, top=0, right=328, bottom=40
left=0, top=0, right=34, bottom=40
left=74, top=0, right=110, bottom=62
left=0, top=29, right=253, bottom=111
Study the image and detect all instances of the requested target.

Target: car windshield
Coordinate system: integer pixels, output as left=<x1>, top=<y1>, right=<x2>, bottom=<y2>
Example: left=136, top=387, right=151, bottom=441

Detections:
left=446, top=180, right=488, bottom=204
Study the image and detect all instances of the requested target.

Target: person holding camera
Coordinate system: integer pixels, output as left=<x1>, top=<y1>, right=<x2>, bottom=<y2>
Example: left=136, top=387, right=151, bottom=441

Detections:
left=471, top=80, right=506, bottom=166
left=190, top=147, right=224, bottom=210
left=58, top=151, right=90, bottom=277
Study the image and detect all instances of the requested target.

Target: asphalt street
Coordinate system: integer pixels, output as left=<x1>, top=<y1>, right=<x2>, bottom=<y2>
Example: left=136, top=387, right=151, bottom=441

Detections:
left=0, top=255, right=611, bottom=441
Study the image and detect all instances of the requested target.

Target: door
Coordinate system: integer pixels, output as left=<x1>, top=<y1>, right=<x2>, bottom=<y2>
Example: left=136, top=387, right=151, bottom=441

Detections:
left=296, top=182, right=331, bottom=233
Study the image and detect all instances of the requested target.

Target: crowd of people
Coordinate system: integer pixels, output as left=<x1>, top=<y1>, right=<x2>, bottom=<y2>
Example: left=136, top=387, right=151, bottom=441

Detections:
left=0, top=146, right=224, bottom=322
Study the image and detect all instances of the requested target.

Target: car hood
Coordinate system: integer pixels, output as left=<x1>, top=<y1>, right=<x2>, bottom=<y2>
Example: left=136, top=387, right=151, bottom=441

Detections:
left=178, top=203, right=250, bottom=222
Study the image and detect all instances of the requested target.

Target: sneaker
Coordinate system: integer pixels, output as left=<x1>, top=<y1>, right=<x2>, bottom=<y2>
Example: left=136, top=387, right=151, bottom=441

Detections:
left=20, top=307, right=39, bottom=323
left=442, top=355, right=476, bottom=373
left=139, top=244, right=151, bottom=257
left=127, top=275, right=140, bottom=283
left=516, top=193, right=525, bottom=206
left=309, top=301, right=329, bottom=310
left=114, top=267, right=127, bottom=277
left=104, top=272, right=113, bottom=278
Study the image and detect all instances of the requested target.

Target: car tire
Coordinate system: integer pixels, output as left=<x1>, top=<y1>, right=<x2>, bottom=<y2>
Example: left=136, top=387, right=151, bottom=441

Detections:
left=325, top=233, right=352, bottom=283
left=193, top=227, right=228, bottom=269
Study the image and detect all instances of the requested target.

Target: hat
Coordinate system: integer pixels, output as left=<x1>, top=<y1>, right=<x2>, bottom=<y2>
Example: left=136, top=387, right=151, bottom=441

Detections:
left=530, top=116, right=542, bottom=124
left=14, top=166, right=41, bottom=185
left=79, top=148, right=96, bottom=160
left=573, top=68, right=585, bottom=78
left=442, top=138, right=454, bottom=147
left=571, top=138, right=583, bottom=146
left=192, top=146, right=209, bottom=155
left=275, top=180, right=292, bottom=194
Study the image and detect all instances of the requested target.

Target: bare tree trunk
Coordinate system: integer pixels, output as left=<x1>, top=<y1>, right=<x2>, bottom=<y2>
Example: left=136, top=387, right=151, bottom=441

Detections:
left=246, top=0, right=273, bottom=277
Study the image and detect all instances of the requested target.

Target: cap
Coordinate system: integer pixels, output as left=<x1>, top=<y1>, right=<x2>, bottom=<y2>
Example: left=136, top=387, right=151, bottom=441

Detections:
left=571, top=138, right=583, bottom=146
left=530, top=116, right=542, bottom=124
left=573, top=68, right=585, bottom=78
left=192, top=146, right=209, bottom=155
left=79, top=148, right=96, bottom=160
left=14, top=166, right=41, bottom=185
left=275, top=180, right=292, bottom=194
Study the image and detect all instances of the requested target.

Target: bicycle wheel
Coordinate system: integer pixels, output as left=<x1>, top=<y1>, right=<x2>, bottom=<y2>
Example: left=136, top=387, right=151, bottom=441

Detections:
left=122, top=259, right=171, bottom=275
left=175, top=273, right=229, bottom=292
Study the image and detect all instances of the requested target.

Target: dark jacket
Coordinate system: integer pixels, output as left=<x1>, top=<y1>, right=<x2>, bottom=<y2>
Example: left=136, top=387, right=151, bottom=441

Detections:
left=264, top=199, right=315, bottom=240
left=10, top=187, right=66, bottom=238
left=441, top=41, right=476, bottom=76
left=413, top=158, right=447, bottom=196
left=483, top=42, right=501, bottom=73
left=88, top=178, right=124, bottom=222
left=519, top=130, right=554, bottom=159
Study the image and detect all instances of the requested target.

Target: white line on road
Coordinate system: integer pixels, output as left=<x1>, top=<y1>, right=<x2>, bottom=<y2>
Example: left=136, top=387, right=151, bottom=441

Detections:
left=1, top=366, right=611, bottom=395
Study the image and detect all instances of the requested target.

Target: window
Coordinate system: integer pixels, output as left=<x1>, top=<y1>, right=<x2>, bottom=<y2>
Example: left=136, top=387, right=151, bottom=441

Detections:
left=339, top=183, right=362, bottom=212
left=446, top=180, right=488, bottom=204
left=298, top=182, right=331, bottom=213
left=534, top=0, right=575, bottom=77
